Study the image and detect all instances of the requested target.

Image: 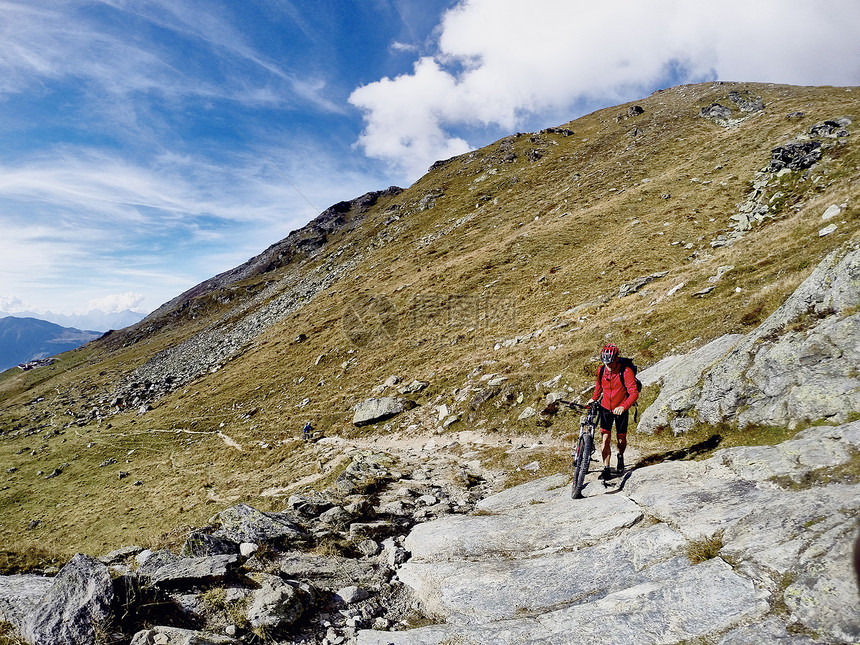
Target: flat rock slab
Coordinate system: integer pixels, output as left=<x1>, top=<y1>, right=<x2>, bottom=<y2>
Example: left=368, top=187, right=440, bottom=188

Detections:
left=130, top=626, right=238, bottom=644
left=276, top=552, right=387, bottom=591
left=406, top=485, right=642, bottom=563
left=147, top=554, right=240, bottom=589
left=398, top=524, right=688, bottom=624
left=358, top=558, right=767, bottom=644
left=474, top=473, right=567, bottom=512
left=713, top=421, right=860, bottom=482
left=625, top=459, right=778, bottom=541
left=360, top=420, right=860, bottom=644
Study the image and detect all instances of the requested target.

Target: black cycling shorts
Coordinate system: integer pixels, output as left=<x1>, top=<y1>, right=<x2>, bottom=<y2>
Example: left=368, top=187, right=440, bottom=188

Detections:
left=599, top=407, right=628, bottom=435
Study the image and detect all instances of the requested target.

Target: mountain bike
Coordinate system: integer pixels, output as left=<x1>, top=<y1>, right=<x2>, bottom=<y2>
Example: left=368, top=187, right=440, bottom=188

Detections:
left=559, top=400, right=601, bottom=499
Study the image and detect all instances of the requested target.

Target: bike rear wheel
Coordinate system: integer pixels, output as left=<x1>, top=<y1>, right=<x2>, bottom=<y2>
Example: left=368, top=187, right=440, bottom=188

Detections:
left=571, top=432, right=593, bottom=499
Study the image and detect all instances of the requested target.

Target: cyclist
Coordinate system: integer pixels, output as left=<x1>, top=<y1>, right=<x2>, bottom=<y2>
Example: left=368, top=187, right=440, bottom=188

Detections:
left=589, top=344, right=638, bottom=480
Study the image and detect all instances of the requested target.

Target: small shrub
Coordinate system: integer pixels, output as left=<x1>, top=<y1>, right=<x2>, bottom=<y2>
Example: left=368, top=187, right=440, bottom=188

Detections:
left=739, top=303, right=765, bottom=326
left=312, top=536, right=353, bottom=557
left=201, top=587, right=227, bottom=612
left=0, top=622, right=27, bottom=645
left=686, top=532, right=723, bottom=564
left=470, top=509, right=498, bottom=516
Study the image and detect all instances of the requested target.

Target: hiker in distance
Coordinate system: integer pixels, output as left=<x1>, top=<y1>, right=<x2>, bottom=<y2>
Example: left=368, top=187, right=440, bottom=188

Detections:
left=302, top=421, right=314, bottom=441
left=589, top=343, right=639, bottom=481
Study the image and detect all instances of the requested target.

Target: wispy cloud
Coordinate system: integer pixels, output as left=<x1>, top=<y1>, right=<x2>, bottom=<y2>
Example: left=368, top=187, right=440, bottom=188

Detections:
left=350, top=0, right=860, bottom=180
left=0, top=0, right=341, bottom=114
left=0, top=1, right=433, bottom=315
left=0, top=140, right=392, bottom=313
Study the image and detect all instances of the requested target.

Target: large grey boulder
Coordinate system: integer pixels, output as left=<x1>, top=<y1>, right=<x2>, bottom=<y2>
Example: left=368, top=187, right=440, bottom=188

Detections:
left=245, top=572, right=316, bottom=632
left=21, top=554, right=114, bottom=645
left=210, top=503, right=305, bottom=547
left=352, top=397, right=417, bottom=426
left=0, top=575, right=53, bottom=634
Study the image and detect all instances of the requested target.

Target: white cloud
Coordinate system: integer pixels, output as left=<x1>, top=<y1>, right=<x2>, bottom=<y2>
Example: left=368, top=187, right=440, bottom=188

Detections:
left=0, top=295, right=31, bottom=314
left=350, top=0, right=860, bottom=180
left=83, top=292, right=147, bottom=314
left=350, top=57, right=472, bottom=178
left=391, top=41, right=419, bottom=53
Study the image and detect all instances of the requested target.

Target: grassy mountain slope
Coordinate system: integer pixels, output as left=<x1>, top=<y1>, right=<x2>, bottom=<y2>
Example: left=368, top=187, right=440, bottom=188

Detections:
left=1, top=81, right=858, bottom=562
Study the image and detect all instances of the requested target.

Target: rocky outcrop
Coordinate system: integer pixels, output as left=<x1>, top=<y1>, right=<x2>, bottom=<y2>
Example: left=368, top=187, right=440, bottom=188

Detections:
left=637, top=334, right=744, bottom=434
left=699, top=89, right=764, bottom=128
left=711, top=116, right=851, bottom=248
left=356, top=421, right=860, bottom=644
left=618, top=270, right=669, bottom=298
left=21, top=554, right=114, bottom=645
left=638, top=242, right=860, bottom=433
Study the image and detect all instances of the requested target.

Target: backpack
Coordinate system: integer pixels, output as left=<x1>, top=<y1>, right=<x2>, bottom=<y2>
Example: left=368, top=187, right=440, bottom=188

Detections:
left=599, top=356, right=643, bottom=420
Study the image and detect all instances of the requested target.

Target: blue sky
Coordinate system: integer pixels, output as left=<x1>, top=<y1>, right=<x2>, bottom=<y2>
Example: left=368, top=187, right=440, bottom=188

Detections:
left=1, top=0, right=858, bottom=317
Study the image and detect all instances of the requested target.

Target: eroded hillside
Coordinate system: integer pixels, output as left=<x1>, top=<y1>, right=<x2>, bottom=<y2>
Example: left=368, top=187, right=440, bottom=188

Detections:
left=1, top=81, right=858, bottom=558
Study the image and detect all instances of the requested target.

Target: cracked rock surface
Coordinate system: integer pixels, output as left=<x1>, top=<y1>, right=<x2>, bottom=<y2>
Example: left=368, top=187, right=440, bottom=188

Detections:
left=356, top=421, right=860, bottom=644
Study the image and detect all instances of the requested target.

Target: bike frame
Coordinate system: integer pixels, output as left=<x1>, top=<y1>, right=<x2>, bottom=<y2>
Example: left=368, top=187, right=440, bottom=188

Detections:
left=559, top=400, right=601, bottom=499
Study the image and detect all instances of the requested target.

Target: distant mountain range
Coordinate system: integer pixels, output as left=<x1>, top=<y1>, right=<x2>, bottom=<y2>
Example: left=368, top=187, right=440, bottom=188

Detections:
left=0, top=317, right=103, bottom=372
left=0, top=309, right=146, bottom=333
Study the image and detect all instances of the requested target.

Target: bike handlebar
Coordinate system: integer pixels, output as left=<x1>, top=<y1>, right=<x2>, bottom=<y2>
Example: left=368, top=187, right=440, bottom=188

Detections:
left=556, top=399, right=601, bottom=411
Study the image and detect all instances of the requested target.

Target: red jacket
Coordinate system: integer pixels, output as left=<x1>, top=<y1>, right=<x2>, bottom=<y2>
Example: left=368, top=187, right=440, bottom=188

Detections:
left=593, top=362, right=639, bottom=411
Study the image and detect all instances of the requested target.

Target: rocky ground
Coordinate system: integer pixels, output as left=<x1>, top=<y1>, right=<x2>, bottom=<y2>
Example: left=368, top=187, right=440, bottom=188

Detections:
left=1, top=417, right=856, bottom=645
left=356, top=421, right=860, bottom=645
left=0, top=425, right=590, bottom=645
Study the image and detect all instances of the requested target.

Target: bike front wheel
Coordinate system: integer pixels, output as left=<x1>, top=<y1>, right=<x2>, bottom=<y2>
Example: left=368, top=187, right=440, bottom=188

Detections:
left=571, top=432, right=593, bottom=499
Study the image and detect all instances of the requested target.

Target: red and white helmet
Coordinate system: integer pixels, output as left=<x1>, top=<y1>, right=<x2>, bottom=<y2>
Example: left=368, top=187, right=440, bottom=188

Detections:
left=600, top=343, right=618, bottom=365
